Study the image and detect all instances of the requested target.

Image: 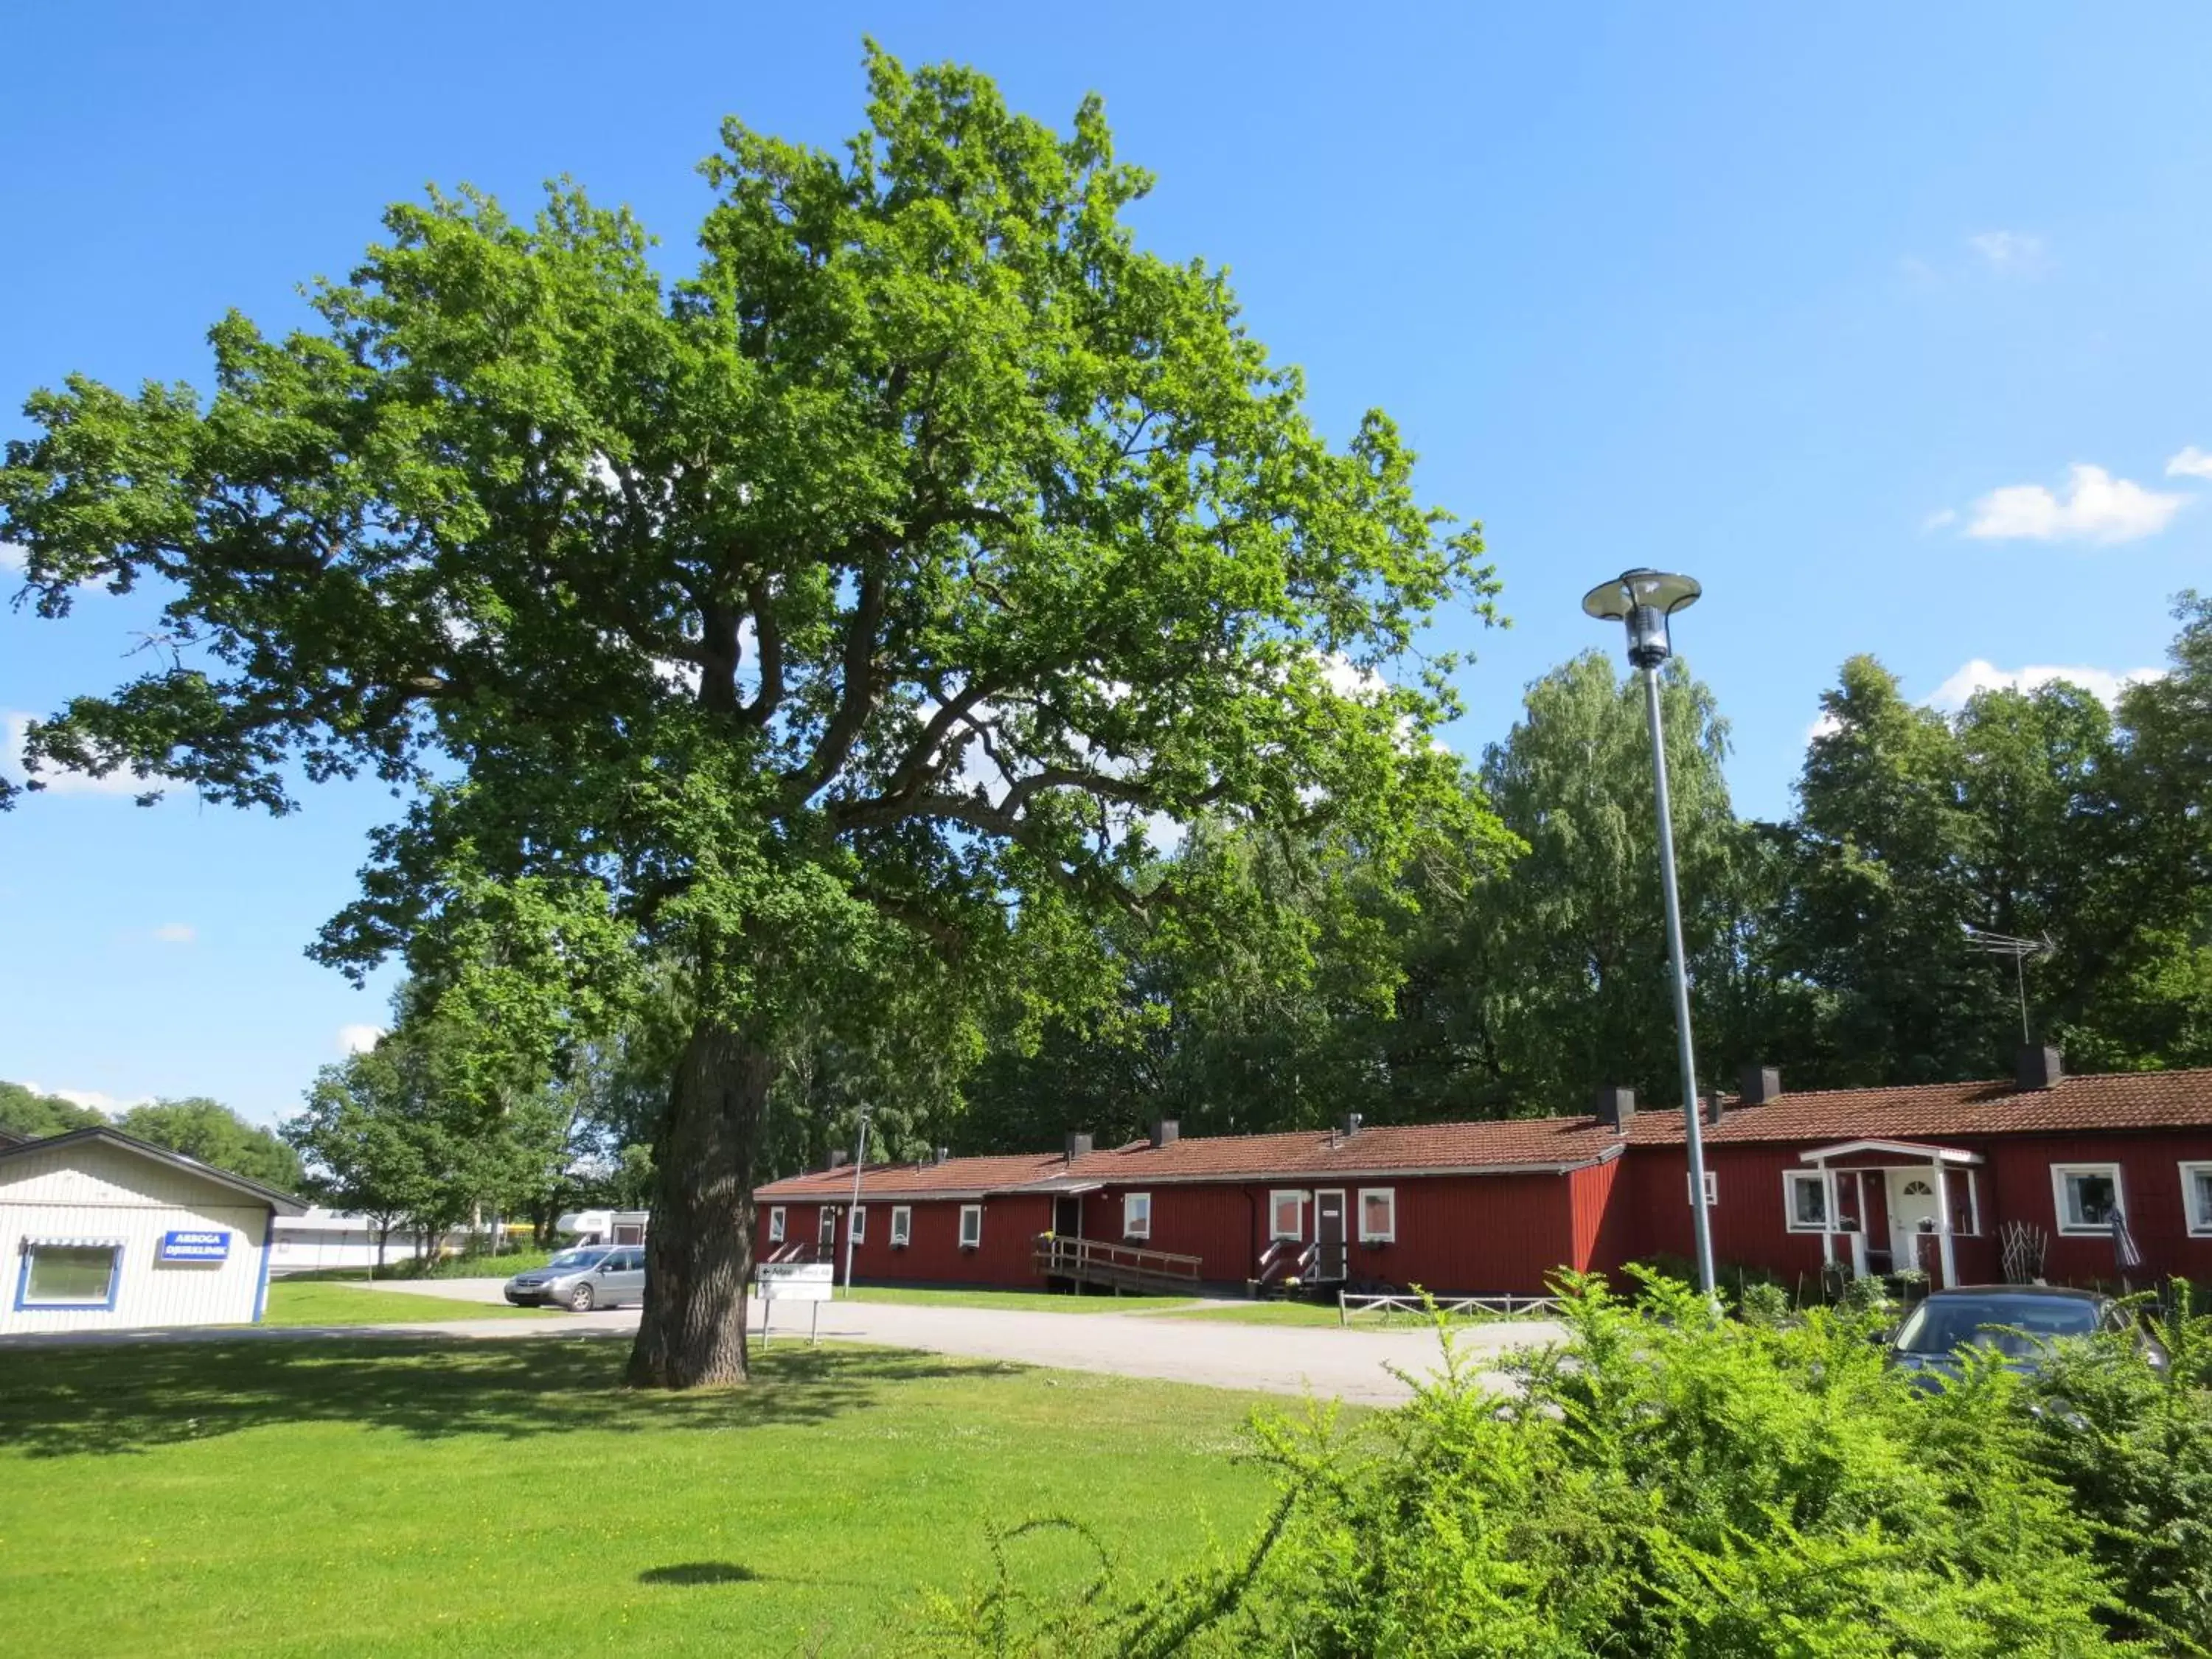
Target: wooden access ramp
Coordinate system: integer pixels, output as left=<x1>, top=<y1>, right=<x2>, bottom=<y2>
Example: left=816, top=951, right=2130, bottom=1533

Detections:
left=1034, top=1233, right=1203, bottom=1297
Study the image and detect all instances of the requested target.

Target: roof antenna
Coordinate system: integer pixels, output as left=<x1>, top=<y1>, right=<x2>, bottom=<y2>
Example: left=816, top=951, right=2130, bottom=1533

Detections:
left=1961, top=923, right=2055, bottom=1043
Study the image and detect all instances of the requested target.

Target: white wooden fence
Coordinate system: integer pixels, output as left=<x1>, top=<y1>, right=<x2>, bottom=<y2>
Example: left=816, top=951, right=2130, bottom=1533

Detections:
left=1337, top=1291, right=1562, bottom=1326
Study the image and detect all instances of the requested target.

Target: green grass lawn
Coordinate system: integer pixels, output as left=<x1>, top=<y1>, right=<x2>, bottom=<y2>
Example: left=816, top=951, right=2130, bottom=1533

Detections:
left=259, top=1281, right=559, bottom=1326
left=0, top=1337, right=1278, bottom=1657
left=837, top=1284, right=1196, bottom=1313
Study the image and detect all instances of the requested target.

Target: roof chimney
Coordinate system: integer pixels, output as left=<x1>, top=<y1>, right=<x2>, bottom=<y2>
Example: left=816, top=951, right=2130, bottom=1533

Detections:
left=1739, top=1064, right=1781, bottom=1106
left=1703, top=1090, right=1724, bottom=1127
left=828, top=1150, right=848, bottom=1169
left=1338, top=1111, right=1363, bottom=1139
left=1592, top=1085, right=1635, bottom=1134
left=2016, top=1045, right=2063, bottom=1092
left=1064, top=1131, right=1093, bottom=1163
left=1149, top=1119, right=1180, bottom=1148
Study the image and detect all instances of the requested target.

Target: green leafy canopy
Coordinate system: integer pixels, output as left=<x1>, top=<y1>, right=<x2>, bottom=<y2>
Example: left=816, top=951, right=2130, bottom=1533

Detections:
left=0, top=44, right=1506, bottom=1050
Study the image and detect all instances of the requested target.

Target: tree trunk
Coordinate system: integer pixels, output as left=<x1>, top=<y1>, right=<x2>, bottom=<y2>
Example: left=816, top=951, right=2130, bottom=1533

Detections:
left=626, top=1019, right=773, bottom=1388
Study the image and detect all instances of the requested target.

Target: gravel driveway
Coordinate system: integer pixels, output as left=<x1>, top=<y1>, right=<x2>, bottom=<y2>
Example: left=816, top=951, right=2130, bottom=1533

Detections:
left=8, top=1276, right=1562, bottom=1404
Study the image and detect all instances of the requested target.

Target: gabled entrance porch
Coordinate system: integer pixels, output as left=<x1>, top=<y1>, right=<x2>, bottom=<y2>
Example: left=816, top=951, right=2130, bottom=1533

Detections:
left=1796, top=1140, right=1983, bottom=1288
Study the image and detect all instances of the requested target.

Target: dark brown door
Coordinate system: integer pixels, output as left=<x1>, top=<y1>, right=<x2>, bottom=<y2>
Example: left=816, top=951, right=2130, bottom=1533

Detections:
left=1315, top=1190, right=1347, bottom=1281
left=1054, top=1195, right=1082, bottom=1237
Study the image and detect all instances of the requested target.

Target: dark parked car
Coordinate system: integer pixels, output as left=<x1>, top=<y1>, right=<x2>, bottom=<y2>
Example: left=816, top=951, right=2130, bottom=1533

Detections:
left=1886, top=1284, right=2168, bottom=1385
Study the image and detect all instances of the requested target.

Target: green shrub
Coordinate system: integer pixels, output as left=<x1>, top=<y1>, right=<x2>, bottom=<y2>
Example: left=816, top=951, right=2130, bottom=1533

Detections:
left=922, top=1271, right=2152, bottom=1657
left=2022, top=1284, right=2212, bottom=1650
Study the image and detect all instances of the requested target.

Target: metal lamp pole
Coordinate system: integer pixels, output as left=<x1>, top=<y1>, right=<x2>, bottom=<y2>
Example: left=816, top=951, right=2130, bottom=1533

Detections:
left=841, top=1107, right=871, bottom=1294
left=1584, top=568, right=1719, bottom=1301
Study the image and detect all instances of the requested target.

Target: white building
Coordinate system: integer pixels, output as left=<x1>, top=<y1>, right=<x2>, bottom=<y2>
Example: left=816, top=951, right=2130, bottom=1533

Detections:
left=556, top=1208, right=650, bottom=1246
left=268, top=1208, right=462, bottom=1275
left=1, top=1127, right=307, bottom=1335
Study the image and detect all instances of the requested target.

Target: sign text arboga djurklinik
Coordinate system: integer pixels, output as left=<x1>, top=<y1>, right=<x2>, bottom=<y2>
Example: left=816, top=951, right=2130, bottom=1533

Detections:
left=159, top=1230, right=231, bottom=1262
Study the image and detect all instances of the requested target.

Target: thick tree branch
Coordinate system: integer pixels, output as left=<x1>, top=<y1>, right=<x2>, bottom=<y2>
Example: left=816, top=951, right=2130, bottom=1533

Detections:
left=740, top=577, right=783, bottom=728
left=788, top=561, right=886, bottom=798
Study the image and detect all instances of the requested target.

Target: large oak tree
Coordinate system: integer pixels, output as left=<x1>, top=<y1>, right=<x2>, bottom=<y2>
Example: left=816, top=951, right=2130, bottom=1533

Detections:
left=1, top=49, right=1498, bottom=1385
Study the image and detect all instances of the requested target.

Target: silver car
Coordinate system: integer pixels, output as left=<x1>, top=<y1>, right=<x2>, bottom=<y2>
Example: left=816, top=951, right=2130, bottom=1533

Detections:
left=504, top=1245, right=647, bottom=1312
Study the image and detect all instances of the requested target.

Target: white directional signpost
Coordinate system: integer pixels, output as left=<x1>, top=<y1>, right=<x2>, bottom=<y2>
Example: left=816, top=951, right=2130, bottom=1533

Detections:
left=754, top=1261, right=834, bottom=1346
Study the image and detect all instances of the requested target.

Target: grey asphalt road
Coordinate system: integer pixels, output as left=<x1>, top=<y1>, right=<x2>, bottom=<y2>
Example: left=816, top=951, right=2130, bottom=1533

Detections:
left=5, top=1276, right=1564, bottom=1404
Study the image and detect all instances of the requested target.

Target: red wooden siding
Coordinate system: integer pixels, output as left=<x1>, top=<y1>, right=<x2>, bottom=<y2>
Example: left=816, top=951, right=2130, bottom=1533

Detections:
left=755, top=1194, right=1054, bottom=1289
left=1983, top=1132, right=2212, bottom=1287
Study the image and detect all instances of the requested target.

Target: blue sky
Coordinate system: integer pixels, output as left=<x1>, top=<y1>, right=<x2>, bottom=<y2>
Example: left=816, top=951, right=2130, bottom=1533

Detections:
left=4, top=3, right=2210, bottom=1126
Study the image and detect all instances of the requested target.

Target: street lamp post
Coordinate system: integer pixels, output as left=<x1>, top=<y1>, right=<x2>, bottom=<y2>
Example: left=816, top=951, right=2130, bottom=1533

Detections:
left=841, top=1107, right=872, bottom=1294
left=1582, top=568, right=1719, bottom=1301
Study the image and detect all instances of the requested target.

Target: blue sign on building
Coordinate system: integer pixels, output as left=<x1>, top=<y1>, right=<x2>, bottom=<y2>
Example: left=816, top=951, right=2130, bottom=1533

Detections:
left=159, top=1229, right=231, bottom=1262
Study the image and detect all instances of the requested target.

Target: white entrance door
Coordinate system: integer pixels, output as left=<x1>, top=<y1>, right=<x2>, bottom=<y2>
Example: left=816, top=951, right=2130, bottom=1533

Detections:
left=1888, top=1172, right=1941, bottom=1275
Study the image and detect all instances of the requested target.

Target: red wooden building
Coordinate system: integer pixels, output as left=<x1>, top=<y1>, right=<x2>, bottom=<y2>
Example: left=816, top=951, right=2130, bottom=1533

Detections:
left=754, top=1049, right=2212, bottom=1297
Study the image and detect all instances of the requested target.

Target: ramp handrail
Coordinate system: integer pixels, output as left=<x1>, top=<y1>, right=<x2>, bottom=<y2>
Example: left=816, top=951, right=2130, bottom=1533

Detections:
left=1034, top=1232, right=1203, bottom=1288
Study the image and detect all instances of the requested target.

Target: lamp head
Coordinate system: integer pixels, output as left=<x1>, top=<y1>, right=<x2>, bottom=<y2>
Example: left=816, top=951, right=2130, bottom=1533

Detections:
left=1582, top=568, right=1701, bottom=669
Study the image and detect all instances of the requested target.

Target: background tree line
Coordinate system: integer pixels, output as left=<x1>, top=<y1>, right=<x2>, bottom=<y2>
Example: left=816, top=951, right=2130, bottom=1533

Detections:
left=950, top=591, right=2212, bottom=1148
left=0, top=1081, right=303, bottom=1189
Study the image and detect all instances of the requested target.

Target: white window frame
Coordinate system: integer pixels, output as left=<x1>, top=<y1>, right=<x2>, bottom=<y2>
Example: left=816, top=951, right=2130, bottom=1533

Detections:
left=852, top=1206, right=866, bottom=1243
left=818, top=1206, right=838, bottom=1249
left=1122, top=1192, right=1152, bottom=1239
left=1268, top=1189, right=1307, bottom=1242
left=1950, top=1169, right=1983, bottom=1237
left=2181, top=1162, right=2212, bottom=1238
left=767, top=1206, right=785, bottom=1244
left=2051, top=1163, right=2126, bottom=1235
left=1357, top=1187, right=1397, bottom=1244
left=15, top=1239, right=124, bottom=1311
left=958, top=1204, right=983, bottom=1250
left=1687, top=1170, right=1719, bottom=1208
left=890, top=1206, right=913, bottom=1248
left=1782, top=1170, right=1830, bottom=1233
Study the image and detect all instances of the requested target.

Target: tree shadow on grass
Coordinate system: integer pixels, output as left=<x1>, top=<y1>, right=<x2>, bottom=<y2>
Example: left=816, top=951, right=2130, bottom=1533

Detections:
left=0, top=1338, right=1014, bottom=1458
left=639, top=1562, right=761, bottom=1585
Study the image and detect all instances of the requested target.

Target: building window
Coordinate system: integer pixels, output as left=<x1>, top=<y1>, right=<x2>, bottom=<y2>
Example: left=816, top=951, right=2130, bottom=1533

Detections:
left=890, top=1206, right=912, bottom=1248
left=1123, top=1192, right=1152, bottom=1239
left=1949, top=1171, right=1981, bottom=1237
left=1269, top=1190, right=1306, bottom=1241
left=1784, top=1172, right=1829, bottom=1231
left=16, top=1241, right=122, bottom=1310
left=818, top=1207, right=838, bottom=1250
left=768, top=1207, right=785, bottom=1245
left=2181, top=1164, right=2212, bottom=1239
left=958, top=1205, right=982, bottom=1250
left=1358, top=1188, right=1397, bottom=1243
left=2051, top=1164, right=2125, bottom=1234
left=852, top=1206, right=866, bottom=1243
left=1686, top=1171, right=1719, bottom=1207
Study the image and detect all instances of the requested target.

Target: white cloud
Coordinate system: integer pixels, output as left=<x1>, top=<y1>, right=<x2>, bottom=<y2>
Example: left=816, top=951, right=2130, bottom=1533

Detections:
left=337, top=1024, right=387, bottom=1055
left=1966, top=230, right=2048, bottom=274
left=151, top=922, right=195, bottom=945
left=2166, top=445, right=2212, bottom=480
left=0, top=541, right=21, bottom=572
left=1963, top=465, right=2184, bottom=545
left=1927, top=658, right=2164, bottom=713
left=2, top=712, right=164, bottom=797
left=21, top=1082, right=151, bottom=1116
left=1806, top=711, right=1843, bottom=743
left=1920, top=508, right=1958, bottom=533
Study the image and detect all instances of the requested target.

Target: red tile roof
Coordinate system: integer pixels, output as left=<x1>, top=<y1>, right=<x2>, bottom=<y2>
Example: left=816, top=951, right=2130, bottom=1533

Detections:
left=1631, top=1066, right=2212, bottom=1147
left=757, top=1118, right=1623, bottom=1203
left=755, top=1066, right=2212, bottom=1203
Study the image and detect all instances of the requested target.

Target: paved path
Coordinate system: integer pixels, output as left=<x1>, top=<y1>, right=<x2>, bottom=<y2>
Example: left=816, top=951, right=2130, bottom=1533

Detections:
left=2, top=1277, right=1564, bottom=1404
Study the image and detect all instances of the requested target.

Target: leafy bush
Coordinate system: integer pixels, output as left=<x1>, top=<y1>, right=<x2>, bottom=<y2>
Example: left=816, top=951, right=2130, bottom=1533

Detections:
left=2022, top=1284, right=2212, bottom=1650
left=922, top=1272, right=2160, bottom=1657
